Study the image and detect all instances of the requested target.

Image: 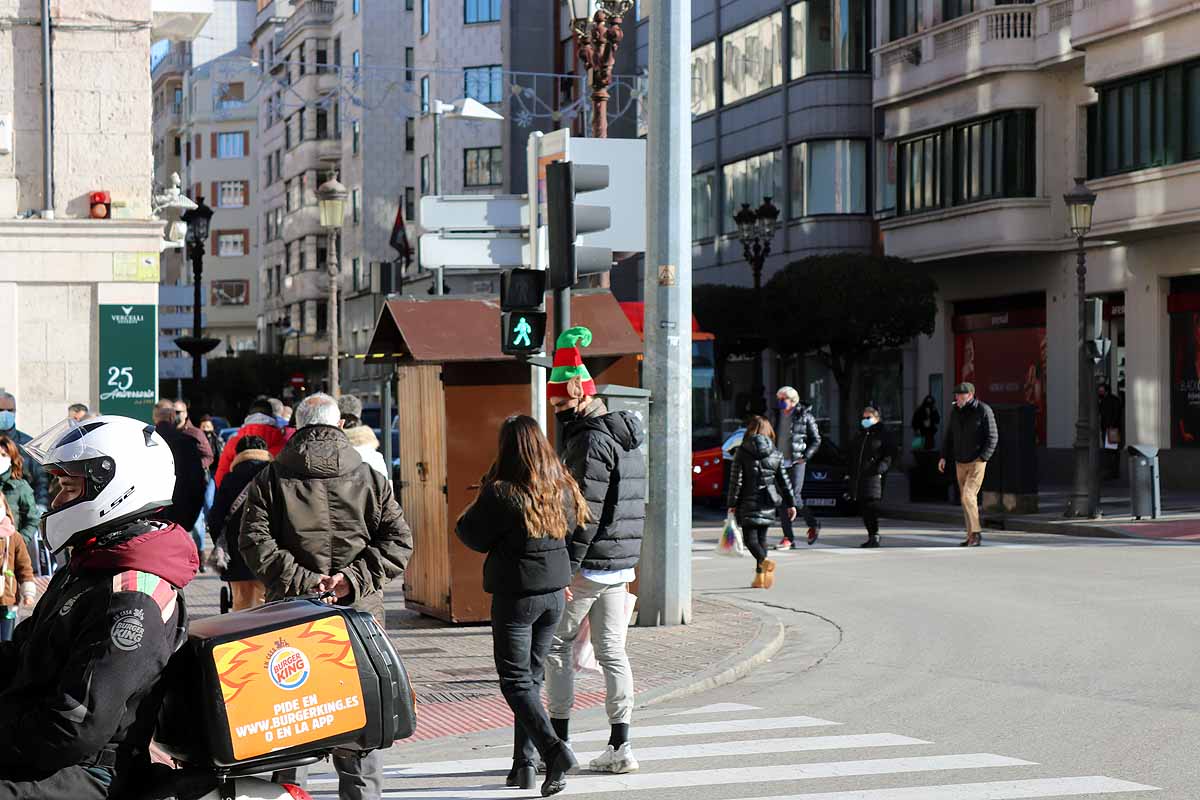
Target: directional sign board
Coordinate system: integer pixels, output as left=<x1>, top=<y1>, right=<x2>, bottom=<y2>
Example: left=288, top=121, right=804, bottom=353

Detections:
left=419, top=194, right=529, bottom=231
left=418, top=233, right=530, bottom=268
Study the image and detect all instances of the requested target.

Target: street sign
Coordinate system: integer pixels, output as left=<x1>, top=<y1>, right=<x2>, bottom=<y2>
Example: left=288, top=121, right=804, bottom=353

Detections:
left=289, top=373, right=306, bottom=388
left=99, top=304, right=158, bottom=422
left=419, top=195, right=529, bottom=231
left=417, top=233, right=530, bottom=268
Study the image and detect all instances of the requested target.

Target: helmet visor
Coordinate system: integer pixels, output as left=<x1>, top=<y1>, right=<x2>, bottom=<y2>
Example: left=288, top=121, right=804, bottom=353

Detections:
left=22, top=418, right=112, bottom=470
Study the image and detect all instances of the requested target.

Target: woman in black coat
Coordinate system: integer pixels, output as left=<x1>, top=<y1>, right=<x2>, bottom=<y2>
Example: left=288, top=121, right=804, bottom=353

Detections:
left=456, top=415, right=587, bottom=797
left=726, top=415, right=796, bottom=589
left=848, top=407, right=895, bottom=548
left=206, top=435, right=271, bottom=610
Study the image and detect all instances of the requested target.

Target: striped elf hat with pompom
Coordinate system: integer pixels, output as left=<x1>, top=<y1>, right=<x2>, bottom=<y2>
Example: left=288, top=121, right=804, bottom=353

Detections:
left=547, top=326, right=596, bottom=399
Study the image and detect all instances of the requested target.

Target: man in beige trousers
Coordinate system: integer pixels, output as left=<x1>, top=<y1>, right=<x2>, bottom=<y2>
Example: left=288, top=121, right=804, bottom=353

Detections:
left=938, top=382, right=998, bottom=547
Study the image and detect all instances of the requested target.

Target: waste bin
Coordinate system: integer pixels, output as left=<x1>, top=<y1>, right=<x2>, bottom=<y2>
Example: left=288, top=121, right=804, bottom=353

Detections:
left=980, top=404, right=1039, bottom=513
left=909, top=450, right=949, bottom=502
left=1127, top=445, right=1162, bottom=520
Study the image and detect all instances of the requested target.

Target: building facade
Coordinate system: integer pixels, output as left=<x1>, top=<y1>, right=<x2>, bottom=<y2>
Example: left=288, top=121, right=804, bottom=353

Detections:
left=873, top=0, right=1200, bottom=485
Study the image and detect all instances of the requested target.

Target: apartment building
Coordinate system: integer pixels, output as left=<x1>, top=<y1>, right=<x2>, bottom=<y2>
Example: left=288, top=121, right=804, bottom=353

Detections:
left=873, top=0, right=1200, bottom=484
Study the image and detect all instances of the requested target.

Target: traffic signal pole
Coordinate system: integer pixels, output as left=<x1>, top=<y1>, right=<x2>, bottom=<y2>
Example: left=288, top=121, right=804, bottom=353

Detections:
left=640, top=0, right=692, bottom=626
left=553, top=286, right=570, bottom=452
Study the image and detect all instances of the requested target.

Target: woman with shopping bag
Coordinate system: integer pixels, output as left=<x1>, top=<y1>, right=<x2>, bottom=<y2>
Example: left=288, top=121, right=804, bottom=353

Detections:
left=727, top=415, right=796, bottom=589
left=456, top=415, right=589, bottom=796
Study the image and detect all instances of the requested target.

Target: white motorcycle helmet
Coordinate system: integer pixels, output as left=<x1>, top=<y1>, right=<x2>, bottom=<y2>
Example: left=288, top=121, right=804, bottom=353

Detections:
left=23, top=416, right=176, bottom=554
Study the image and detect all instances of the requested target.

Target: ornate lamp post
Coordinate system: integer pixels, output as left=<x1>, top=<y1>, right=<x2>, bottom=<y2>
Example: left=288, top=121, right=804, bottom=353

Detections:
left=317, top=172, right=348, bottom=397
left=1064, top=177, right=1099, bottom=518
left=734, top=196, right=781, bottom=414
left=175, top=197, right=220, bottom=405
left=564, top=0, right=634, bottom=138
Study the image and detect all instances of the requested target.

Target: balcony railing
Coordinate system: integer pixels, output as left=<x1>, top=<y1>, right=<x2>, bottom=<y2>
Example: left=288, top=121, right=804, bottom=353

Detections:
left=283, top=0, right=335, bottom=42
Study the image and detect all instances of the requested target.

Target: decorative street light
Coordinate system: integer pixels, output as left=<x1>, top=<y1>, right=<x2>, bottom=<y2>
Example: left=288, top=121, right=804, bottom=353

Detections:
left=175, top=196, right=220, bottom=406
left=1063, top=177, right=1100, bottom=518
left=564, top=0, right=635, bottom=139
left=733, top=196, right=781, bottom=414
left=317, top=171, right=348, bottom=397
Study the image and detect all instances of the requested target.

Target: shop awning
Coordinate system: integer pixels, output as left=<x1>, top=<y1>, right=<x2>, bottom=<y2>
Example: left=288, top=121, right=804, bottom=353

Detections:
left=364, top=290, right=643, bottom=364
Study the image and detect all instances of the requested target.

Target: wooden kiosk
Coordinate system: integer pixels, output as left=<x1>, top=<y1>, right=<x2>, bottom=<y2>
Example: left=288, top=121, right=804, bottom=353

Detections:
left=364, top=291, right=643, bottom=623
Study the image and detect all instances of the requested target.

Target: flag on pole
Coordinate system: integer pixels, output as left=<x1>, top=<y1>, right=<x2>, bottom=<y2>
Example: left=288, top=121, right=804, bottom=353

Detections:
left=389, top=197, right=412, bottom=267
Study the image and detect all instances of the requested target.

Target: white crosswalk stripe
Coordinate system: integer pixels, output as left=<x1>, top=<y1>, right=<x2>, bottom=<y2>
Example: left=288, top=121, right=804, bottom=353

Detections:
left=668, top=702, right=760, bottom=715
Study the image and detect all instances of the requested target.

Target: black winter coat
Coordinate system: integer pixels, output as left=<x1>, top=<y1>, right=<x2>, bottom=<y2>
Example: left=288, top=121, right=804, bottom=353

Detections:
left=561, top=408, right=646, bottom=573
left=154, top=421, right=207, bottom=531
left=775, top=406, right=822, bottom=463
left=849, top=426, right=895, bottom=502
left=206, top=449, right=270, bottom=582
left=240, top=425, right=413, bottom=618
left=456, top=482, right=576, bottom=596
left=727, top=434, right=796, bottom=527
left=941, top=398, right=998, bottom=464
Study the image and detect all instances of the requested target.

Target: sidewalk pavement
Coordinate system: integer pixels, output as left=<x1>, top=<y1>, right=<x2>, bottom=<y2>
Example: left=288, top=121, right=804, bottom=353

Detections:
left=181, top=573, right=783, bottom=742
left=880, top=474, right=1200, bottom=541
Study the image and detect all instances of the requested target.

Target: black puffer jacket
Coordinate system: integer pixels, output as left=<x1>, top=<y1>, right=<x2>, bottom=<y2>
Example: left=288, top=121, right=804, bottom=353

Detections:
left=727, top=434, right=796, bottom=527
left=207, top=449, right=270, bottom=582
left=941, top=398, right=998, bottom=464
left=562, top=406, right=646, bottom=573
left=776, top=406, right=822, bottom=463
left=849, top=426, right=895, bottom=502
left=456, top=482, right=576, bottom=596
left=240, top=425, right=414, bottom=618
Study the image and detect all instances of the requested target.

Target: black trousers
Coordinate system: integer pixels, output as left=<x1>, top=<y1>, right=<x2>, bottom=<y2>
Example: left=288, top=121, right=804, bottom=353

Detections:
left=0, top=765, right=110, bottom=799
left=779, top=463, right=819, bottom=542
left=492, top=590, right=566, bottom=764
left=741, top=525, right=768, bottom=564
left=861, top=499, right=881, bottom=536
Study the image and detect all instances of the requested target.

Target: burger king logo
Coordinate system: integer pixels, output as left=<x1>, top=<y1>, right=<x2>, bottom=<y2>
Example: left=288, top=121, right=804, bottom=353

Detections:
left=268, top=646, right=311, bottom=691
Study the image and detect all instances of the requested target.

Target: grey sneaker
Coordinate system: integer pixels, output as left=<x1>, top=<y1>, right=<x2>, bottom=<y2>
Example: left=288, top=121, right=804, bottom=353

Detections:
left=588, top=743, right=639, bottom=774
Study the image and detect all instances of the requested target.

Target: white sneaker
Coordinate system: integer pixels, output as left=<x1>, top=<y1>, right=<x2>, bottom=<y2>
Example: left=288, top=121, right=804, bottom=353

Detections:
left=588, top=743, right=639, bottom=774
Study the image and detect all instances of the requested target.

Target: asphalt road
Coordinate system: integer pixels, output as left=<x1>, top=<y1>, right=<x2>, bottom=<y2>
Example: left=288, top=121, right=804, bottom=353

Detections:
left=309, top=520, right=1197, bottom=799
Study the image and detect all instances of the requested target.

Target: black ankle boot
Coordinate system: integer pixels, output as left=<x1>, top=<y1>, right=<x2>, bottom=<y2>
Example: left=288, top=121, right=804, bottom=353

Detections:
left=860, top=535, right=880, bottom=548
left=541, top=743, right=578, bottom=796
left=507, top=761, right=536, bottom=789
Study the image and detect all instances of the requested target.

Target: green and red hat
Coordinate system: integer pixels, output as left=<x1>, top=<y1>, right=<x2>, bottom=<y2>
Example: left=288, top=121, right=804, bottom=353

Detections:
left=547, top=326, right=596, bottom=399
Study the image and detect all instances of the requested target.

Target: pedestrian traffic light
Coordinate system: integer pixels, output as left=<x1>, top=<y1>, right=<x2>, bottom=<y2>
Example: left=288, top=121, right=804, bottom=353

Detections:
left=546, top=161, right=613, bottom=290
left=500, top=268, right=547, bottom=356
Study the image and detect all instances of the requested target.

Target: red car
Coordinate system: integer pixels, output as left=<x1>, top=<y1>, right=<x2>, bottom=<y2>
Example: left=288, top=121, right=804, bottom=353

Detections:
left=692, top=446, right=725, bottom=501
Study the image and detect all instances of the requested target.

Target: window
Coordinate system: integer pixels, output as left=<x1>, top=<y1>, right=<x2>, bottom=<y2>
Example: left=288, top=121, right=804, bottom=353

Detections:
left=316, top=39, right=329, bottom=73
left=299, top=239, right=307, bottom=271
left=299, top=111, right=306, bottom=142
left=334, top=36, right=341, bottom=69
left=691, top=170, right=715, bottom=240
left=898, top=131, right=943, bottom=214
left=173, top=136, right=181, bottom=156
left=273, top=150, right=282, bottom=182
left=405, top=47, right=414, bottom=82
left=420, top=76, right=430, bottom=113
left=265, top=211, right=273, bottom=242
left=217, top=132, right=246, bottom=158
left=405, top=118, right=415, bottom=151
left=266, top=267, right=274, bottom=297
left=1097, top=67, right=1174, bottom=176
left=791, top=0, right=867, bottom=76
left=218, top=180, right=247, bottom=208
left=421, top=0, right=429, bottom=34
left=877, top=139, right=898, bottom=215
left=405, top=186, right=415, bottom=220
left=721, top=151, right=784, bottom=234
left=352, top=50, right=360, bottom=83
left=790, top=140, right=867, bottom=216
left=466, top=0, right=501, bottom=23
left=285, top=117, right=293, bottom=149
left=352, top=188, right=361, bottom=224
left=420, top=156, right=430, bottom=193
left=943, top=0, right=975, bottom=22
left=285, top=241, right=294, bottom=273
left=464, top=65, right=503, bottom=104
left=722, top=13, right=783, bottom=105
left=691, top=43, right=716, bottom=117
left=317, top=107, right=329, bottom=139
left=286, top=178, right=301, bottom=212
left=352, top=0, right=359, bottom=14
left=217, top=232, right=246, bottom=257
left=352, top=120, right=361, bottom=154
left=275, top=207, right=283, bottom=235
left=890, top=0, right=921, bottom=39
left=317, top=239, right=327, bottom=270
left=353, top=257, right=367, bottom=291
left=407, top=0, right=413, bottom=8
left=173, top=87, right=183, bottom=113
left=464, top=146, right=503, bottom=186
left=316, top=301, right=328, bottom=334
left=297, top=44, right=305, bottom=77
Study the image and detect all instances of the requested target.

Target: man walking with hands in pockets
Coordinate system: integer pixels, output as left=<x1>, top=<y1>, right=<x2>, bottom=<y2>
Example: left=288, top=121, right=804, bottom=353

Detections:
left=939, top=382, right=998, bottom=547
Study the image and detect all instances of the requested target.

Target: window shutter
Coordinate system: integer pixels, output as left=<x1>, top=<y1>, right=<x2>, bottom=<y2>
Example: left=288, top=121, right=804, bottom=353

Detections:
left=242, top=229, right=250, bottom=255
left=243, top=131, right=250, bottom=155
left=211, top=182, right=218, bottom=206
left=212, top=133, right=219, bottom=158
left=243, top=180, right=250, bottom=205
left=193, top=183, right=201, bottom=202
left=194, top=134, right=202, bottom=159
left=211, top=230, right=218, bottom=254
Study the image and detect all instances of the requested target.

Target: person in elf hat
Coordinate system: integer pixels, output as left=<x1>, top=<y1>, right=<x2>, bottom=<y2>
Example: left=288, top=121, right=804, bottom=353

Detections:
left=543, top=326, right=647, bottom=775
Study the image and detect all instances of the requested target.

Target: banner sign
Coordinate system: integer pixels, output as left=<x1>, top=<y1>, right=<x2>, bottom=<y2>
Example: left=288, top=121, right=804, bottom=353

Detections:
left=98, top=304, right=158, bottom=422
left=212, top=616, right=366, bottom=761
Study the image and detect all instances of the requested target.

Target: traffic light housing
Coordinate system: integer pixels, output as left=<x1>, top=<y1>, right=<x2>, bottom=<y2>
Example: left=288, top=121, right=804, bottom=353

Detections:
left=546, top=161, right=613, bottom=290
left=499, top=268, right=547, bottom=356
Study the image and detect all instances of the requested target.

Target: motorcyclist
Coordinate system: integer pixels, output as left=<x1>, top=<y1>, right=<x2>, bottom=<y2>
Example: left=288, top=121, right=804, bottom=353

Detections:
left=0, top=416, right=199, bottom=798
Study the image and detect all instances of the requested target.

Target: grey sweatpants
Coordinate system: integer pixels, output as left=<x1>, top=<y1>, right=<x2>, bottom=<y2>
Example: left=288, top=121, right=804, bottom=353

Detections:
left=545, top=575, right=634, bottom=725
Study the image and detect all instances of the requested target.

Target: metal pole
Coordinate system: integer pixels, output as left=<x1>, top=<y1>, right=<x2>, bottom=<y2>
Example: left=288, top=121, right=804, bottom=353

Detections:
left=1068, top=237, right=1092, bottom=517
left=553, top=286, right=570, bottom=452
left=752, top=249, right=764, bottom=414
left=40, top=0, right=53, bottom=218
left=191, top=243, right=204, bottom=404
left=527, top=131, right=548, bottom=434
left=640, top=0, right=692, bottom=627
left=328, top=230, right=340, bottom=396
left=432, top=108, right=444, bottom=296
left=382, top=366, right=394, bottom=489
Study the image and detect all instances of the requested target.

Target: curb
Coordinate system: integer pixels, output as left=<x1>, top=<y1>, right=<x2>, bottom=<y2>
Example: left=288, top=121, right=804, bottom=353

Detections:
left=879, top=506, right=1132, bottom=539
left=633, top=595, right=787, bottom=709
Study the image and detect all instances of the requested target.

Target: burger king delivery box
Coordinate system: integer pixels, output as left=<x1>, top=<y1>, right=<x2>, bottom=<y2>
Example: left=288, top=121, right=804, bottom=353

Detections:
left=157, top=598, right=415, bottom=774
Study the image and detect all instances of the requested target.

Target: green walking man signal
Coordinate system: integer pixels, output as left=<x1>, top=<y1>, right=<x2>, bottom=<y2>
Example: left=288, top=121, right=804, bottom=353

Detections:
left=512, top=316, right=534, bottom=348
left=499, top=269, right=547, bottom=356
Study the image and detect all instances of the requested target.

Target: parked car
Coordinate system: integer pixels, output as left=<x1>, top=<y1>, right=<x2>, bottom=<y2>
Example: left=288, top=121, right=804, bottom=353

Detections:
left=692, top=446, right=725, bottom=502
left=720, top=427, right=853, bottom=515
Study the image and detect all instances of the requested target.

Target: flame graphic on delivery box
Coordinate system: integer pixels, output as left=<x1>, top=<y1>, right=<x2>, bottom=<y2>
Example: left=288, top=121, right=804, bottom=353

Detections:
left=215, top=619, right=359, bottom=704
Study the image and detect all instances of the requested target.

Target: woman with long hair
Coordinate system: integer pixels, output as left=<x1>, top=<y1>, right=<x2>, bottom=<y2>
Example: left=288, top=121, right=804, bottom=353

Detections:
left=727, top=415, right=796, bottom=589
left=457, top=415, right=588, bottom=796
left=0, top=492, right=35, bottom=641
left=0, top=435, right=40, bottom=556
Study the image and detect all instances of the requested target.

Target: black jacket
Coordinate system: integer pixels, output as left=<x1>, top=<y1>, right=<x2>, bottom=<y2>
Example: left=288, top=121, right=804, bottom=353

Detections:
left=561, top=407, right=646, bottom=573
left=206, top=449, right=270, bottom=582
left=154, top=422, right=207, bottom=531
left=240, top=425, right=413, bottom=618
left=727, top=434, right=796, bottom=527
left=456, top=482, right=575, bottom=596
left=941, top=398, right=999, bottom=464
left=1099, top=393, right=1122, bottom=431
left=0, top=522, right=196, bottom=788
left=849, top=426, right=895, bottom=502
left=911, top=402, right=941, bottom=436
left=775, top=406, right=822, bottom=463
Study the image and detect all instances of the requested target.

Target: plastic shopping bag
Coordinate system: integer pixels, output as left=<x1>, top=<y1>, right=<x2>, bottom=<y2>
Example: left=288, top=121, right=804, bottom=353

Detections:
left=573, top=591, right=638, bottom=675
left=717, top=512, right=746, bottom=557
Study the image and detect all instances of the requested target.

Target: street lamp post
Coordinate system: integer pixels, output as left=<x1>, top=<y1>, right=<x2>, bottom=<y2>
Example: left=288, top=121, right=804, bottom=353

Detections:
left=565, top=0, right=634, bottom=139
left=734, top=197, right=780, bottom=414
left=318, top=172, right=348, bottom=398
left=1064, top=177, right=1099, bottom=519
left=175, top=197, right=219, bottom=407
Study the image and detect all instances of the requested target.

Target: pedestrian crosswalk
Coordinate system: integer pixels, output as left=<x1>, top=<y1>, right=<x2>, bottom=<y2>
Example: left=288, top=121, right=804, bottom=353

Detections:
left=307, top=703, right=1159, bottom=799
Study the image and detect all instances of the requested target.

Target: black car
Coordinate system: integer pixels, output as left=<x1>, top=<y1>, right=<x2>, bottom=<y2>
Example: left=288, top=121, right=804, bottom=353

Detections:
left=721, top=429, right=853, bottom=515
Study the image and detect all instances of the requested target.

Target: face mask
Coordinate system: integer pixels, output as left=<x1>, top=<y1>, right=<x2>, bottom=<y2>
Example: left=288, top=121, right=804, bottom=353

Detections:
left=0, top=411, right=13, bottom=431
left=777, top=400, right=789, bottom=410
left=0, top=455, right=9, bottom=475
left=0, top=511, right=14, bottom=538
left=861, top=418, right=876, bottom=429
left=555, top=408, right=578, bottom=426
